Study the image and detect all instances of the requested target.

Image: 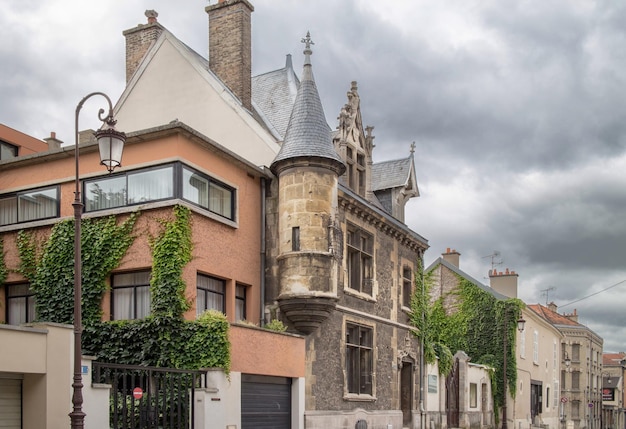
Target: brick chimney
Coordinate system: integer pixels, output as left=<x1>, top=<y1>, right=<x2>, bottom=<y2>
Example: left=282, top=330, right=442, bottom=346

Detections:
left=489, top=268, right=518, bottom=298
left=563, top=309, right=579, bottom=323
left=123, top=10, right=164, bottom=83
left=43, top=131, right=63, bottom=150
left=442, top=248, right=460, bottom=268
left=206, top=0, right=254, bottom=111
left=548, top=301, right=558, bottom=313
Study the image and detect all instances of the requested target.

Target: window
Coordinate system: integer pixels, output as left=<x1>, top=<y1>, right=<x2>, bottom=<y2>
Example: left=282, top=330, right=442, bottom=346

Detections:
left=533, top=330, right=539, bottom=364
left=572, top=371, right=580, bottom=390
left=235, top=284, right=247, bottom=321
left=0, top=187, right=59, bottom=226
left=347, top=224, right=373, bottom=295
left=346, top=323, right=373, bottom=395
left=561, top=371, right=566, bottom=390
left=470, top=383, right=477, bottom=408
left=111, top=271, right=151, bottom=320
left=402, top=267, right=412, bottom=308
left=6, top=283, right=36, bottom=325
left=572, top=344, right=580, bottom=362
left=292, top=227, right=300, bottom=251
left=182, top=167, right=234, bottom=219
left=86, top=165, right=174, bottom=211
left=571, top=400, right=580, bottom=419
left=197, top=275, right=225, bottom=315
left=0, top=141, right=17, bottom=159
left=546, top=386, right=550, bottom=408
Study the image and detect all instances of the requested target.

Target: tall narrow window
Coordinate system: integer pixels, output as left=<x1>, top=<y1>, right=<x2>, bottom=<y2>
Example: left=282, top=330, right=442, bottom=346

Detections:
left=469, top=383, right=477, bottom=408
left=111, top=271, right=151, bottom=320
left=235, top=284, right=247, bottom=322
left=197, top=274, right=226, bottom=315
left=533, top=330, right=539, bottom=364
left=572, top=371, right=580, bottom=390
left=6, top=283, right=36, bottom=325
left=346, top=323, right=373, bottom=395
left=572, top=344, right=580, bottom=362
left=402, top=267, right=412, bottom=308
left=347, top=224, right=373, bottom=295
left=292, top=227, right=300, bottom=251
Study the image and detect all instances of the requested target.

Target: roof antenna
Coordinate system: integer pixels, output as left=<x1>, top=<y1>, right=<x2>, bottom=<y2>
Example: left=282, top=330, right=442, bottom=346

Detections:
left=540, top=286, right=556, bottom=305
left=482, top=250, right=503, bottom=273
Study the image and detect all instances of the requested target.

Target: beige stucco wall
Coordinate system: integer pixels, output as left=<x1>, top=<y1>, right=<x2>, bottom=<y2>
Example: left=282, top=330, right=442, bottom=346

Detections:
left=114, top=37, right=279, bottom=167
left=0, top=323, right=73, bottom=429
left=513, top=309, right=562, bottom=429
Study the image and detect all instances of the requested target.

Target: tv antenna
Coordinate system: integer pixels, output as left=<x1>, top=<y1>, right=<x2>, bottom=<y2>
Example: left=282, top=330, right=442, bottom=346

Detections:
left=482, top=250, right=503, bottom=272
left=540, top=286, right=556, bottom=305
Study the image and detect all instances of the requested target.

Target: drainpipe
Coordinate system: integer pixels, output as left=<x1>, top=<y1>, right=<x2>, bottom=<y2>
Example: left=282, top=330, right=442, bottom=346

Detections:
left=419, top=250, right=426, bottom=429
left=260, top=177, right=267, bottom=327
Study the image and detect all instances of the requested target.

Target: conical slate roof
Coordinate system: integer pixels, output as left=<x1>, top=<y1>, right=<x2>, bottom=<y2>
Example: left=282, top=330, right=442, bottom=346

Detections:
left=271, top=33, right=345, bottom=175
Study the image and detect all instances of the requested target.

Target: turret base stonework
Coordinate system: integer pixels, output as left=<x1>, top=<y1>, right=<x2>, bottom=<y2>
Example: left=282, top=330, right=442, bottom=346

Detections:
left=278, top=295, right=338, bottom=334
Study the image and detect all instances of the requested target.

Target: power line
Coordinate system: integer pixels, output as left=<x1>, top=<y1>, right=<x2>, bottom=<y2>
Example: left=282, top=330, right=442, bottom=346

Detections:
left=559, top=279, right=626, bottom=308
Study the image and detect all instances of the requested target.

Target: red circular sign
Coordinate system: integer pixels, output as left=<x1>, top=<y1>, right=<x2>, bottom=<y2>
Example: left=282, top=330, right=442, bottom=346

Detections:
left=561, top=397, right=568, bottom=403
left=133, top=387, right=143, bottom=400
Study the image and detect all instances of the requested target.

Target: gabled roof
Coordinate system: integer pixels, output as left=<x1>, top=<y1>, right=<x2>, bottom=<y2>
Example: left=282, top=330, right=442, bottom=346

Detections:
left=114, top=28, right=280, bottom=167
left=603, top=352, right=626, bottom=365
left=252, top=55, right=300, bottom=141
left=527, top=304, right=582, bottom=327
left=426, top=257, right=509, bottom=300
left=371, top=150, right=419, bottom=199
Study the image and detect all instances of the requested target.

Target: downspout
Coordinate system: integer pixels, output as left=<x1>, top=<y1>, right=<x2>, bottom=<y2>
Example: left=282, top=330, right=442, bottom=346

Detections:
left=260, top=177, right=267, bottom=327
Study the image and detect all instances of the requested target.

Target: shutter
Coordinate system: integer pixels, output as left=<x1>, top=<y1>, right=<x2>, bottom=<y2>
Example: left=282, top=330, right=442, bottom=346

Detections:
left=0, top=378, right=21, bottom=429
left=241, top=375, right=291, bottom=429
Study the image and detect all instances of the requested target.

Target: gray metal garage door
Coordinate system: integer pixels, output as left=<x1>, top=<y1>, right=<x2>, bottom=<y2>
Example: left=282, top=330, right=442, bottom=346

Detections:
left=0, top=377, right=21, bottom=429
left=241, top=374, right=291, bottom=429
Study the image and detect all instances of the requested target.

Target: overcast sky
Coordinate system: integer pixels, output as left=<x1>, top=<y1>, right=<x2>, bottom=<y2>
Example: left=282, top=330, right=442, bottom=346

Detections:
left=2, top=0, right=626, bottom=352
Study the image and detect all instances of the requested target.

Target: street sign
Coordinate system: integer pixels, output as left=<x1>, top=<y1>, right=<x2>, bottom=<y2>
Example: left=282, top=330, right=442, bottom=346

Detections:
left=561, top=397, right=568, bottom=403
left=133, top=387, right=143, bottom=400
left=588, top=403, right=593, bottom=408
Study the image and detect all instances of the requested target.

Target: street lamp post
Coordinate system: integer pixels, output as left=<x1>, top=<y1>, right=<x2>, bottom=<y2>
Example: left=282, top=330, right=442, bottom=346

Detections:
left=502, top=311, right=526, bottom=429
left=69, top=92, right=125, bottom=429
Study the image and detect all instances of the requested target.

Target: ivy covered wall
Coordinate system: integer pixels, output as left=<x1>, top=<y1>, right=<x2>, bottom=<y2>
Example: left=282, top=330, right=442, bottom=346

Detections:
left=411, top=259, right=525, bottom=416
left=2, top=205, right=230, bottom=372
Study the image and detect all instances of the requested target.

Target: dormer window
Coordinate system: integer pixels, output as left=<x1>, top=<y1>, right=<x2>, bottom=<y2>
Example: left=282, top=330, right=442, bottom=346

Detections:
left=1, top=141, right=18, bottom=160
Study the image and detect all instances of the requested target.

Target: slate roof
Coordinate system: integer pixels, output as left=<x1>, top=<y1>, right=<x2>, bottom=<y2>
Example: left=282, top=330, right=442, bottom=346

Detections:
left=271, top=37, right=345, bottom=172
left=371, top=156, right=413, bottom=191
left=251, top=55, right=300, bottom=140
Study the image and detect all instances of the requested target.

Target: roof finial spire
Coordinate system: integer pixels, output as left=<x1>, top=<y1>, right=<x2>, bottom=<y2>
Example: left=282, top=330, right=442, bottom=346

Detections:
left=410, top=141, right=416, bottom=155
left=301, top=31, right=314, bottom=66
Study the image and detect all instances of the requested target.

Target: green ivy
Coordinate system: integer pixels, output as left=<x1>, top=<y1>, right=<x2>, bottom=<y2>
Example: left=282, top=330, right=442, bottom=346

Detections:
left=8, top=205, right=230, bottom=373
left=410, top=260, right=524, bottom=419
left=0, top=238, right=7, bottom=287
left=149, top=205, right=192, bottom=318
left=16, top=214, right=138, bottom=324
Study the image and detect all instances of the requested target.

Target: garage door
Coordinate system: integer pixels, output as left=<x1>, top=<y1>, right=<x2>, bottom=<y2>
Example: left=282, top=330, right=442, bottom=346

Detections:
left=241, top=374, right=291, bottom=429
left=0, top=378, right=21, bottom=429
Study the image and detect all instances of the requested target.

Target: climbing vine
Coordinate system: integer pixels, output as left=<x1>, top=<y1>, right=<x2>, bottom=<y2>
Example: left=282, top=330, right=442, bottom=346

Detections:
left=410, top=260, right=524, bottom=418
left=16, top=213, right=138, bottom=324
left=149, top=204, right=192, bottom=318
left=8, top=205, right=230, bottom=373
left=0, top=238, right=7, bottom=287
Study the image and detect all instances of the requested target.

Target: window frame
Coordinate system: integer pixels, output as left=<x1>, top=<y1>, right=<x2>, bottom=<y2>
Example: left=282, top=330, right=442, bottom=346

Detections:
left=235, top=283, right=247, bottom=322
left=345, top=322, right=374, bottom=397
left=83, top=162, right=237, bottom=222
left=0, top=186, right=60, bottom=226
left=5, top=283, right=36, bottom=325
left=110, top=270, right=151, bottom=320
left=402, top=266, right=413, bottom=308
left=346, top=223, right=374, bottom=296
left=196, top=274, right=226, bottom=316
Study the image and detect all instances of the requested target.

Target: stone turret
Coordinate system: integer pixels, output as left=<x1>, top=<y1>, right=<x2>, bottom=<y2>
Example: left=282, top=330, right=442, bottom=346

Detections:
left=270, top=33, right=346, bottom=334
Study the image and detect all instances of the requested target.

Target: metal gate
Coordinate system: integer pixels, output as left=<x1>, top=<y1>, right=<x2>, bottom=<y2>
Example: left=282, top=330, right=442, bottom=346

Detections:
left=446, top=357, right=460, bottom=428
left=93, top=362, right=206, bottom=429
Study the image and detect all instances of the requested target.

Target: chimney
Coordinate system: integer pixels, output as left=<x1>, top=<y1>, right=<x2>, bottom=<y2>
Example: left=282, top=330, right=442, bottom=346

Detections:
left=563, top=309, right=579, bottom=323
left=442, top=248, right=460, bottom=267
left=43, top=131, right=63, bottom=150
left=548, top=301, right=558, bottom=313
left=206, top=0, right=254, bottom=111
left=489, top=267, right=518, bottom=298
left=123, top=10, right=164, bottom=83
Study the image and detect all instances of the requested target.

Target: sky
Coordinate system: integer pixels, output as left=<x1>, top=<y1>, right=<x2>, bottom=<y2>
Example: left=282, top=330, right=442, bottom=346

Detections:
left=2, top=0, right=626, bottom=352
